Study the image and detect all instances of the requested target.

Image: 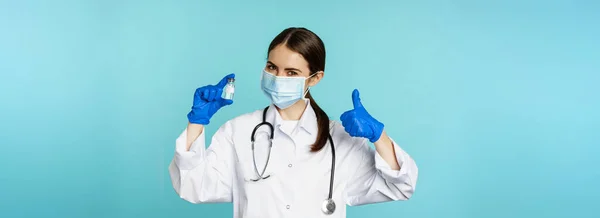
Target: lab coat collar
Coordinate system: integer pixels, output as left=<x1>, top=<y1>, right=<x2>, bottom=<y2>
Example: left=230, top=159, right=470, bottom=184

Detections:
left=266, top=99, right=317, bottom=135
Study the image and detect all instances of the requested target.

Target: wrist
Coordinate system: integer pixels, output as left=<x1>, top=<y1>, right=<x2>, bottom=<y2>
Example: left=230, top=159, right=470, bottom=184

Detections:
left=369, top=121, right=385, bottom=143
left=187, top=111, right=210, bottom=125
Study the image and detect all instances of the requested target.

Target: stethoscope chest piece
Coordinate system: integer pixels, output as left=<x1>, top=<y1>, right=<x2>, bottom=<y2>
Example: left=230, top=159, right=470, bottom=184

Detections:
left=321, top=199, right=336, bottom=215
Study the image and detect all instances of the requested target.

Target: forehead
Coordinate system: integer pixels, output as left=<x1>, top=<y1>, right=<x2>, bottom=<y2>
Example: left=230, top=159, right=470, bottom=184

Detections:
left=268, top=44, right=309, bottom=70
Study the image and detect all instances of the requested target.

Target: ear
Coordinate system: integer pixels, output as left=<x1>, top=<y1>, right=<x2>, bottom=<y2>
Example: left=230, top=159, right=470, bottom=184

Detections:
left=307, top=71, right=324, bottom=87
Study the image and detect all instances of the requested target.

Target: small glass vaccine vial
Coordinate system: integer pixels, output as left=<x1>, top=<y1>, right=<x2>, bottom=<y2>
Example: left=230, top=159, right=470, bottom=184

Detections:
left=222, top=78, right=235, bottom=100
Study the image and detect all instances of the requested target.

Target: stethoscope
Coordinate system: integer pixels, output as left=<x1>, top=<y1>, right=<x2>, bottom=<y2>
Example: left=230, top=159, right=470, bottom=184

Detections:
left=250, top=106, right=337, bottom=215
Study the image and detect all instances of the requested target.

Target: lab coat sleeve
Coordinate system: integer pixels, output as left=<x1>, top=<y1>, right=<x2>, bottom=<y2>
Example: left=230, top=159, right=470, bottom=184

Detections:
left=344, top=137, right=418, bottom=206
left=168, top=121, right=236, bottom=204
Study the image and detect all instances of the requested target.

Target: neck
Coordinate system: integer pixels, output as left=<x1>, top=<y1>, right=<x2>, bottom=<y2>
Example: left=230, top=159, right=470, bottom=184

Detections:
left=277, top=99, right=309, bottom=120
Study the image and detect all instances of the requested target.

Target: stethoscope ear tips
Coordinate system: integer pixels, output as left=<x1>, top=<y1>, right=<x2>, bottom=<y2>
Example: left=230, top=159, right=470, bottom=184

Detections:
left=321, top=199, right=336, bottom=215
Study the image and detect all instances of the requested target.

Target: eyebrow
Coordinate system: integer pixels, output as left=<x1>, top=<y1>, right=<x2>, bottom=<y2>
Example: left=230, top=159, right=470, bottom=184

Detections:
left=267, top=61, right=303, bottom=73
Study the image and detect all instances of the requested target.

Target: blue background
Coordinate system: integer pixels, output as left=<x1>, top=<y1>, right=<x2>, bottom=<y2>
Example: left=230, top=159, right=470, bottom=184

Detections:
left=1, top=0, right=598, bottom=217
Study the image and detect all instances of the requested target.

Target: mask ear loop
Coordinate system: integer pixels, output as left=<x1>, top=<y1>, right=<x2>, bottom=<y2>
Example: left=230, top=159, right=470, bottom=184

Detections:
left=303, top=72, right=319, bottom=99
left=303, top=86, right=311, bottom=98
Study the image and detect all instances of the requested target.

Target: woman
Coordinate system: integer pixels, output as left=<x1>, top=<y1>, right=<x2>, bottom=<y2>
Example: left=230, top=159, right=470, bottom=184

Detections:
left=169, top=27, right=418, bottom=218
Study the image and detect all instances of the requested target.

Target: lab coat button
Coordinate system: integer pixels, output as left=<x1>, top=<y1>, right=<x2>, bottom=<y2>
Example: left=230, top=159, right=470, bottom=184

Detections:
left=288, top=164, right=292, bottom=168
left=286, top=205, right=290, bottom=209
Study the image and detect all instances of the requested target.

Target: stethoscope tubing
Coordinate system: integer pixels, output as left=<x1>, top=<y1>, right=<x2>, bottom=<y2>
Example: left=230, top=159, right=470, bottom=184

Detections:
left=250, top=106, right=336, bottom=214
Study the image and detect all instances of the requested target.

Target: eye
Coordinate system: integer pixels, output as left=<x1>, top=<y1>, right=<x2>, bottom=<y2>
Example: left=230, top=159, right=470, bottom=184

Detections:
left=267, top=64, right=276, bottom=70
left=287, top=71, right=299, bottom=76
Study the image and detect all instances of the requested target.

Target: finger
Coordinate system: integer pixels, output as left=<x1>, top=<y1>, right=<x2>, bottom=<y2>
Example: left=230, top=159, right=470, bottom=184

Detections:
left=352, top=89, right=363, bottom=109
left=340, top=117, right=349, bottom=129
left=201, top=89, right=210, bottom=101
left=344, top=123, right=353, bottom=135
left=217, top=73, right=235, bottom=88
left=340, top=110, right=351, bottom=122
left=348, top=121, right=358, bottom=137
left=209, top=89, right=217, bottom=101
left=194, top=87, right=202, bottom=99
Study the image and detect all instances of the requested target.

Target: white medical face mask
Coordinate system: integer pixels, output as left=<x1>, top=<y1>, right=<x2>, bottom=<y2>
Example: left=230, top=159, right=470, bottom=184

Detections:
left=261, top=70, right=316, bottom=109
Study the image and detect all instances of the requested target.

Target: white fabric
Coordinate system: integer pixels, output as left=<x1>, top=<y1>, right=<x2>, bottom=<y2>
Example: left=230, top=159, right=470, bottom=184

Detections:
left=279, top=120, right=299, bottom=136
left=168, top=101, right=419, bottom=218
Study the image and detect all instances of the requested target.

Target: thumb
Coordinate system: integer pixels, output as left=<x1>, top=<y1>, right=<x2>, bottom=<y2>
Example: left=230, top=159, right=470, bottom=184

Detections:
left=220, top=99, right=233, bottom=107
left=352, top=89, right=363, bottom=109
left=216, top=73, right=235, bottom=88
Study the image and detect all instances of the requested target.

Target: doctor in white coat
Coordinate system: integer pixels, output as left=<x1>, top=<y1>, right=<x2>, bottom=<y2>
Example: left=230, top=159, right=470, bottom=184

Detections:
left=169, top=27, right=418, bottom=218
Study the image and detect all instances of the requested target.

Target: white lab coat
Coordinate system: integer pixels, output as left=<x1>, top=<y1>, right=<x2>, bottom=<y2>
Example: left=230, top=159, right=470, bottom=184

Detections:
left=169, top=101, right=418, bottom=218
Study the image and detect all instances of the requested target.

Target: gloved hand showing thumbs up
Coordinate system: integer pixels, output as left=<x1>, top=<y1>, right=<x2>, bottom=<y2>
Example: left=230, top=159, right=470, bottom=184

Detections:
left=340, top=89, right=385, bottom=143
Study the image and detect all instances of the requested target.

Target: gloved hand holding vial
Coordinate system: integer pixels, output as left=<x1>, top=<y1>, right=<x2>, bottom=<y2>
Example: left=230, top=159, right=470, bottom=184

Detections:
left=186, top=73, right=235, bottom=125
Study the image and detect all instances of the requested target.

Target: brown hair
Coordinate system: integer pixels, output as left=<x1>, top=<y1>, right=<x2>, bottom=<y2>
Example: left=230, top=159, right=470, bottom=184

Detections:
left=268, top=27, right=329, bottom=152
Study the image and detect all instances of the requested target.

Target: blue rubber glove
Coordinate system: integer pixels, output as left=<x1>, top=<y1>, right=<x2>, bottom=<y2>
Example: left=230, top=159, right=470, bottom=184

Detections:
left=340, top=89, right=385, bottom=143
left=187, top=73, right=235, bottom=125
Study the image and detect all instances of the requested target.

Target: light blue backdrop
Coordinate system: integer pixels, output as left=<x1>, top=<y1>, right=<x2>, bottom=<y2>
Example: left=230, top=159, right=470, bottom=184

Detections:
left=1, top=0, right=598, bottom=217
